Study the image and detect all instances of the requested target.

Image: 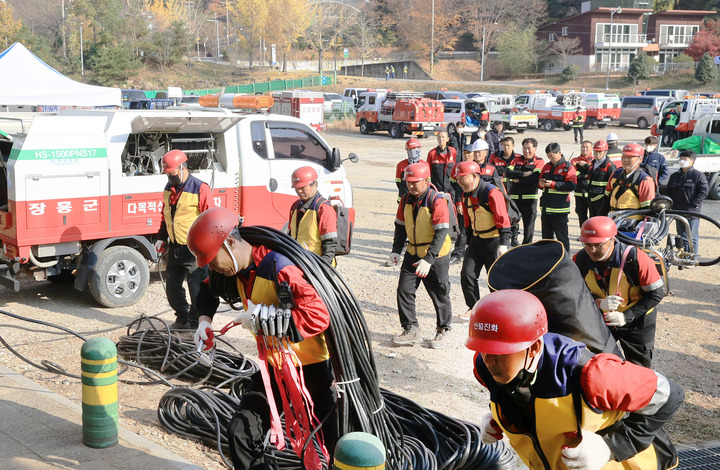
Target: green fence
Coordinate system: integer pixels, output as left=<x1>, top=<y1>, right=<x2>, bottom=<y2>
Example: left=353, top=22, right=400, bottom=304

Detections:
left=145, top=75, right=332, bottom=98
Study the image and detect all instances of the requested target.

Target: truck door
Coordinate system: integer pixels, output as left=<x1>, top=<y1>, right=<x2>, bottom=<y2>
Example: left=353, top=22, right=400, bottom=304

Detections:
left=265, top=120, right=346, bottom=225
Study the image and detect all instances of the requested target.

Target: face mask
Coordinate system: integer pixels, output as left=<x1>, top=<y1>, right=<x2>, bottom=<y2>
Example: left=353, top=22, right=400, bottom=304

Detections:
left=645, top=145, right=655, bottom=153
left=407, top=148, right=421, bottom=164
left=223, top=240, right=239, bottom=274
left=168, top=173, right=181, bottom=186
left=678, top=159, right=691, bottom=169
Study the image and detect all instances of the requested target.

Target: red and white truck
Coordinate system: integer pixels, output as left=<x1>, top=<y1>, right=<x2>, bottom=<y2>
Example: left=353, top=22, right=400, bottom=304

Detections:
left=355, top=91, right=445, bottom=138
left=270, top=90, right=327, bottom=131
left=651, top=96, right=720, bottom=141
left=515, top=92, right=586, bottom=132
left=0, top=104, right=355, bottom=307
left=574, top=92, right=621, bottom=128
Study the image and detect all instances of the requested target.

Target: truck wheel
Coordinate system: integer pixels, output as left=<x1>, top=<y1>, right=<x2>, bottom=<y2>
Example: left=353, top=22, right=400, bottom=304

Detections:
left=710, top=178, right=720, bottom=200
left=447, top=123, right=456, bottom=135
left=88, top=246, right=149, bottom=308
left=542, top=120, right=556, bottom=132
left=516, top=128, right=526, bottom=134
left=637, top=117, right=648, bottom=129
left=563, top=124, right=572, bottom=131
left=359, top=119, right=370, bottom=135
left=389, top=123, right=401, bottom=139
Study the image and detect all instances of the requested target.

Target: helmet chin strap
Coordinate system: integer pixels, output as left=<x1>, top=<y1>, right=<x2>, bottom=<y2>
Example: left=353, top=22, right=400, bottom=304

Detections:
left=223, top=240, right=239, bottom=274
left=599, top=241, right=613, bottom=262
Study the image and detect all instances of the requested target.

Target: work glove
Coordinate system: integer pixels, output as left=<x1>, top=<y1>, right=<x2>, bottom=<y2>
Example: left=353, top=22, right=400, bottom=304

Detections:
left=233, top=301, right=260, bottom=335
left=496, top=245, right=509, bottom=258
left=193, top=320, right=214, bottom=352
left=603, top=310, right=626, bottom=328
left=387, top=253, right=401, bottom=266
left=561, top=431, right=612, bottom=470
left=480, top=413, right=503, bottom=445
left=599, top=295, right=624, bottom=312
left=154, top=240, right=167, bottom=254
left=414, top=259, right=432, bottom=278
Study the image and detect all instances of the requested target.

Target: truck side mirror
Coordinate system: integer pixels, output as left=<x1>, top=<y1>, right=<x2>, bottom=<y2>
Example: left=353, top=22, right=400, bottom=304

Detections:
left=327, top=147, right=342, bottom=171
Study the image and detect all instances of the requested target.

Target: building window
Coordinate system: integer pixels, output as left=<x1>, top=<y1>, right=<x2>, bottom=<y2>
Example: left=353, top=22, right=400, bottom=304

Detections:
left=660, top=25, right=699, bottom=45
left=596, top=23, right=638, bottom=43
left=548, top=62, right=555, bottom=69
left=561, top=27, right=568, bottom=36
left=549, top=33, right=557, bottom=42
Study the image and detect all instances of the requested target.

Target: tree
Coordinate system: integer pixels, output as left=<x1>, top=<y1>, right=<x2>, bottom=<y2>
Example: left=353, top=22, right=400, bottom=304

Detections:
left=148, top=21, right=188, bottom=74
left=495, top=24, right=544, bottom=76
left=695, top=52, right=719, bottom=84
left=561, top=64, right=579, bottom=82
left=91, top=44, right=137, bottom=86
left=627, top=53, right=654, bottom=85
left=265, top=0, right=311, bottom=71
left=303, top=1, right=358, bottom=73
left=685, top=19, right=720, bottom=61
left=228, top=0, right=270, bottom=67
left=548, top=36, right=581, bottom=67
left=0, top=2, right=22, bottom=48
left=349, top=10, right=381, bottom=77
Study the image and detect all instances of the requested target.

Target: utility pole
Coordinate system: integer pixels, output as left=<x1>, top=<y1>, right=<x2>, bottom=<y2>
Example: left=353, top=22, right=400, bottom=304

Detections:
left=80, top=22, right=84, bottom=76
left=605, top=6, right=622, bottom=91
left=430, top=0, right=435, bottom=75
left=480, top=27, right=485, bottom=82
left=61, top=0, right=66, bottom=59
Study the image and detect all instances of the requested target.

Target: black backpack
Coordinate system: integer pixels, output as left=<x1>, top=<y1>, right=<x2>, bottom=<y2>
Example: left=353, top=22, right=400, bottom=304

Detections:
left=478, top=182, right=521, bottom=229
left=422, top=185, right=461, bottom=240
left=332, top=202, right=354, bottom=256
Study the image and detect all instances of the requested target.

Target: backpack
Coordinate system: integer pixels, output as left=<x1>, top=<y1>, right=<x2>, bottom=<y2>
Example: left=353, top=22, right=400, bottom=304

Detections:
left=333, top=203, right=354, bottom=256
left=479, top=183, right=522, bottom=229
left=423, top=185, right=461, bottom=240
left=610, top=165, right=658, bottom=202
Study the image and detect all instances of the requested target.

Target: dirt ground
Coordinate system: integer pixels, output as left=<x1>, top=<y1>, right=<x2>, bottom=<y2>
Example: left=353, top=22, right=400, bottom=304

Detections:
left=0, top=124, right=718, bottom=469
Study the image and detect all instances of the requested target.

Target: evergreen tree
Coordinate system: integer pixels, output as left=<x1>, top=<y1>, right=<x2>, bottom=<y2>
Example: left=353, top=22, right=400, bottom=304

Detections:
left=695, top=52, right=719, bottom=84
left=561, top=65, right=579, bottom=82
left=91, top=44, right=137, bottom=86
left=627, top=53, right=654, bottom=85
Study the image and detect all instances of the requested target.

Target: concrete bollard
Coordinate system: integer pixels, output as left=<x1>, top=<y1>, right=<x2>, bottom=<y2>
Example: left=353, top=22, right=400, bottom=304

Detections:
left=81, top=337, right=119, bottom=448
left=334, top=432, right=386, bottom=470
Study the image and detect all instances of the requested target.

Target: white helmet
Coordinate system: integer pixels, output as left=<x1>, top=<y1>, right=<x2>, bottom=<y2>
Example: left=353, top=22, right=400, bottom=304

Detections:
left=469, top=139, right=489, bottom=152
left=606, top=133, right=619, bottom=143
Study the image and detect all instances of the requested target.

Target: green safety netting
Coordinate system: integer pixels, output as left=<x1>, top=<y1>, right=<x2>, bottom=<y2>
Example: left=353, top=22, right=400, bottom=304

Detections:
left=672, top=135, right=720, bottom=155
left=147, top=75, right=332, bottom=99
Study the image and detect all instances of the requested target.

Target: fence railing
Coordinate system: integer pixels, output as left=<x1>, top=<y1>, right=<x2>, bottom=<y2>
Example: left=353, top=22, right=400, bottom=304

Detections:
left=145, top=74, right=333, bottom=98
left=595, top=33, right=647, bottom=44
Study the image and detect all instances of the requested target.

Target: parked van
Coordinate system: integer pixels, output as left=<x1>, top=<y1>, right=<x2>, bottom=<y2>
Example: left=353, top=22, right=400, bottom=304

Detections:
left=638, top=89, right=690, bottom=100
left=424, top=91, right=467, bottom=100
left=619, top=96, right=667, bottom=129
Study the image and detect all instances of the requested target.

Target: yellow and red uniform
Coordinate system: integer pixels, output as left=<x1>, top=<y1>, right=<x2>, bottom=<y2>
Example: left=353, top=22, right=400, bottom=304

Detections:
left=474, top=333, right=683, bottom=470
left=160, top=175, right=213, bottom=245
left=462, top=184, right=511, bottom=242
left=289, top=192, right=337, bottom=265
left=393, top=188, right=452, bottom=260
left=605, top=168, right=656, bottom=214
left=395, top=159, right=430, bottom=202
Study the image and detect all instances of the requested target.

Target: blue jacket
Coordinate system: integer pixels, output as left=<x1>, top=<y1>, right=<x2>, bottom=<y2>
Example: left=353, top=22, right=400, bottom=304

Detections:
left=643, top=151, right=669, bottom=184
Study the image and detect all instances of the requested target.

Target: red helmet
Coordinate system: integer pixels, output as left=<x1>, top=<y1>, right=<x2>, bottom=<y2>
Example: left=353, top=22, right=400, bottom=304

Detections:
left=405, top=137, right=421, bottom=150
left=578, top=216, right=617, bottom=244
left=465, top=290, right=548, bottom=354
left=621, top=143, right=644, bottom=158
left=291, top=166, right=318, bottom=188
left=403, top=163, right=430, bottom=181
left=593, top=140, right=608, bottom=152
left=187, top=207, right=239, bottom=267
left=162, top=150, right=187, bottom=174
left=454, top=161, right=481, bottom=178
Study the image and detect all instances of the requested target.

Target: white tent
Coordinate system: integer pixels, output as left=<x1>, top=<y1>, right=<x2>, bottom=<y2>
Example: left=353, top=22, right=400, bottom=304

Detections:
left=0, top=42, right=121, bottom=108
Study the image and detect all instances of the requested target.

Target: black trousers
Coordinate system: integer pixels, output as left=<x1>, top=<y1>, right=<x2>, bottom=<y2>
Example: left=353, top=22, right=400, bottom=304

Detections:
left=574, top=196, right=590, bottom=228
left=397, top=253, right=452, bottom=330
left=541, top=213, right=570, bottom=252
left=460, top=236, right=500, bottom=309
left=612, top=310, right=657, bottom=368
left=588, top=195, right=609, bottom=217
left=515, top=199, right=538, bottom=245
left=451, top=212, right=467, bottom=257
left=228, top=360, right=338, bottom=470
left=573, top=126, right=584, bottom=143
left=165, top=243, right=208, bottom=324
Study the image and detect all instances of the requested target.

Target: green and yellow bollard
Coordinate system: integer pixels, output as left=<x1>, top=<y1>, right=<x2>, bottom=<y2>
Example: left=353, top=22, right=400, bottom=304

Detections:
left=334, top=432, right=386, bottom=470
left=81, top=337, right=119, bottom=448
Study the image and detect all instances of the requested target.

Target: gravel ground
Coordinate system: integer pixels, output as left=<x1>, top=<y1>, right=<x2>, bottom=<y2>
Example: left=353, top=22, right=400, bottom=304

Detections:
left=0, top=124, right=718, bottom=469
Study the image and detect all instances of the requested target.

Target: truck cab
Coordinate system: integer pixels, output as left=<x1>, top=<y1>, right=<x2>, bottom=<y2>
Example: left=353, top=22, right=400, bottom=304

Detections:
left=0, top=108, right=355, bottom=307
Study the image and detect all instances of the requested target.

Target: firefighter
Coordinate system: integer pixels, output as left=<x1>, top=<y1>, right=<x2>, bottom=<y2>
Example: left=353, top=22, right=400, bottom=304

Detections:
left=388, top=163, right=452, bottom=349
left=605, top=132, right=622, bottom=166
left=490, top=137, right=522, bottom=245
left=586, top=140, right=616, bottom=217
left=427, top=130, right=457, bottom=194
left=538, top=143, right=577, bottom=252
left=643, top=136, right=669, bottom=185
left=469, top=139, right=504, bottom=192
left=666, top=150, right=709, bottom=255
left=660, top=107, right=679, bottom=147
left=188, top=207, right=338, bottom=468
left=448, top=145, right=475, bottom=264
left=467, top=289, right=683, bottom=470
left=605, top=143, right=656, bottom=216
left=448, top=122, right=465, bottom=155
left=455, top=161, right=511, bottom=321
left=395, top=137, right=429, bottom=203
left=288, top=166, right=338, bottom=266
left=505, top=137, right=544, bottom=245
left=573, top=216, right=664, bottom=367
left=155, top=149, right=213, bottom=330
left=570, top=140, right=593, bottom=227
left=485, top=121, right=505, bottom=157
left=572, top=106, right=585, bottom=144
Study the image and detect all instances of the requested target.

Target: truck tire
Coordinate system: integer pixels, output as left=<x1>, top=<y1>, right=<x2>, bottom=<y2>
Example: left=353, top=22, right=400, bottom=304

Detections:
left=516, top=128, right=526, bottom=134
left=389, top=123, right=401, bottom=139
left=637, top=117, right=649, bottom=129
left=359, top=119, right=370, bottom=135
left=542, top=120, right=556, bottom=132
left=447, top=123, right=456, bottom=135
left=88, top=246, right=149, bottom=308
left=597, top=122, right=608, bottom=128
left=710, top=177, right=720, bottom=200
left=563, top=124, right=572, bottom=131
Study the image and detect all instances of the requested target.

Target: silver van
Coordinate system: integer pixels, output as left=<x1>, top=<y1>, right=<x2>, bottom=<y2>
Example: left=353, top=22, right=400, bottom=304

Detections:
left=619, top=96, right=668, bottom=129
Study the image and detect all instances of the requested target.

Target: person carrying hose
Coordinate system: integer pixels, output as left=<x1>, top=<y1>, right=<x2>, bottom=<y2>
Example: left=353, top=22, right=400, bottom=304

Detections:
left=467, top=289, right=684, bottom=470
left=187, top=207, right=338, bottom=469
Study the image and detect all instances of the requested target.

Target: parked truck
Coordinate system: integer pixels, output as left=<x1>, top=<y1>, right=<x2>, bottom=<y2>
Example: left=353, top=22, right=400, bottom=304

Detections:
left=461, top=95, right=539, bottom=134
left=514, top=92, right=586, bottom=132
left=355, top=91, right=445, bottom=138
left=672, top=112, right=720, bottom=200
left=0, top=104, right=356, bottom=307
left=571, top=92, right=621, bottom=128
left=651, top=96, right=720, bottom=145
